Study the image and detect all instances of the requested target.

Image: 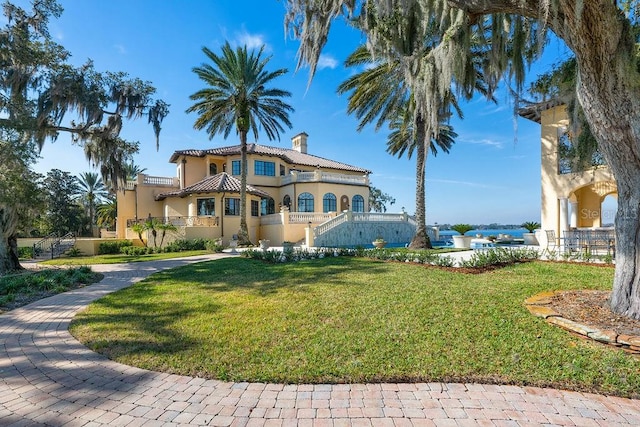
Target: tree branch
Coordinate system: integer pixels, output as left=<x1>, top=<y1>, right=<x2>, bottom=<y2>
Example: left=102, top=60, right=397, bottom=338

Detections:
left=446, top=0, right=539, bottom=18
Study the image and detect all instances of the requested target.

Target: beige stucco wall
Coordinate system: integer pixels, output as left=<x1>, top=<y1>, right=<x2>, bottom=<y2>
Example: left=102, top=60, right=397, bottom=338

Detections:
left=539, top=105, right=616, bottom=242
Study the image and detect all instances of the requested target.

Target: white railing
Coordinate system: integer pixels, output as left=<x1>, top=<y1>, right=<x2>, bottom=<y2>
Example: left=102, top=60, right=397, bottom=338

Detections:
left=289, top=212, right=333, bottom=224
left=124, top=181, right=136, bottom=190
left=313, top=213, right=350, bottom=236
left=279, top=171, right=368, bottom=186
left=352, top=212, right=409, bottom=222
left=143, top=175, right=177, bottom=186
left=315, top=211, right=414, bottom=238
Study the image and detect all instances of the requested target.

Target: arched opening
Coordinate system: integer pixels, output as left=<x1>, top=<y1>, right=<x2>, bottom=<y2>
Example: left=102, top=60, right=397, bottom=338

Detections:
left=352, top=195, right=365, bottom=213
left=323, top=193, right=337, bottom=213
left=601, top=194, right=617, bottom=228
left=340, top=195, right=349, bottom=211
left=298, top=192, right=314, bottom=212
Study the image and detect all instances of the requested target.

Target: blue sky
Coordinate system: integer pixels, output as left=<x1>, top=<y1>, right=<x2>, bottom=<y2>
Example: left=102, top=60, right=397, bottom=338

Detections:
left=29, top=0, right=574, bottom=225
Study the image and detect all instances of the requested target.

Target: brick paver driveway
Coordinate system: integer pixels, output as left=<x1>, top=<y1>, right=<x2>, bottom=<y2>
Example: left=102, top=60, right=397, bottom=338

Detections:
left=1, top=253, right=639, bottom=426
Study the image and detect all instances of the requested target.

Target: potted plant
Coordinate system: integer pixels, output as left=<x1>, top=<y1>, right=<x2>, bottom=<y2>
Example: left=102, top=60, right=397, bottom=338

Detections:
left=521, top=221, right=541, bottom=245
left=372, top=236, right=387, bottom=249
left=451, top=224, right=474, bottom=249
left=282, top=241, right=294, bottom=253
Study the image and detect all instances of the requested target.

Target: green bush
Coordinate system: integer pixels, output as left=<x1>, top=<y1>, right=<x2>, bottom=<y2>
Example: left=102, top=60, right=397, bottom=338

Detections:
left=17, top=246, right=34, bottom=259
left=121, top=246, right=157, bottom=256
left=98, top=240, right=133, bottom=255
left=164, top=238, right=221, bottom=253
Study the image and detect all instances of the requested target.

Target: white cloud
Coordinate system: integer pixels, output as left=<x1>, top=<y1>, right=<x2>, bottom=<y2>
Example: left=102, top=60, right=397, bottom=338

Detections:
left=235, top=30, right=268, bottom=51
left=317, top=54, right=338, bottom=70
left=460, top=137, right=505, bottom=149
left=113, top=44, right=127, bottom=55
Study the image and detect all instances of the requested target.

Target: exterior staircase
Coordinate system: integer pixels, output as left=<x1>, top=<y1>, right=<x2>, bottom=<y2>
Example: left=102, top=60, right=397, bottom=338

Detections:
left=33, top=232, right=76, bottom=260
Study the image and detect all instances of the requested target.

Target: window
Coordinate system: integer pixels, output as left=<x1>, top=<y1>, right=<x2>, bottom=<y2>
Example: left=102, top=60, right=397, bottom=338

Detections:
left=352, top=195, right=365, bottom=212
left=197, top=198, right=215, bottom=216
left=283, top=195, right=291, bottom=209
left=254, top=160, right=275, bottom=176
left=298, top=192, right=314, bottom=212
left=225, top=198, right=240, bottom=215
left=261, top=198, right=275, bottom=215
left=251, top=200, right=259, bottom=217
left=231, top=160, right=241, bottom=175
left=209, top=163, right=217, bottom=175
left=323, top=193, right=337, bottom=213
left=280, top=164, right=286, bottom=176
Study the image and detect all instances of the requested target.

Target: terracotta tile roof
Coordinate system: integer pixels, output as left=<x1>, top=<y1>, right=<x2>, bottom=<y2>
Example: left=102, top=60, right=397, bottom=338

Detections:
left=169, top=143, right=370, bottom=174
left=155, top=172, right=271, bottom=201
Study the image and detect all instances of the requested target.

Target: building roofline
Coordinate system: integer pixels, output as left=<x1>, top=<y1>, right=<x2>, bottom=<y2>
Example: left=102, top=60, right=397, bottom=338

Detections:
left=517, top=99, right=563, bottom=124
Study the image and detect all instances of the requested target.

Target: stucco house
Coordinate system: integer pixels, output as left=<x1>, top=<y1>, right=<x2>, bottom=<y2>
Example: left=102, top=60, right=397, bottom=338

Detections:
left=519, top=102, right=617, bottom=250
left=116, top=132, right=386, bottom=246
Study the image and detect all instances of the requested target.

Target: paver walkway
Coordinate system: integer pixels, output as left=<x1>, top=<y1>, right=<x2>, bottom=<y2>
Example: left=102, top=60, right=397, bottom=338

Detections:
left=1, top=254, right=639, bottom=426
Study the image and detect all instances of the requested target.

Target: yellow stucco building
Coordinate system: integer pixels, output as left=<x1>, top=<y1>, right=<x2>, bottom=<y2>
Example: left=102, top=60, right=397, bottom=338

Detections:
left=116, top=132, right=374, bottom=246
left=519, top=102, right=617, bottom=250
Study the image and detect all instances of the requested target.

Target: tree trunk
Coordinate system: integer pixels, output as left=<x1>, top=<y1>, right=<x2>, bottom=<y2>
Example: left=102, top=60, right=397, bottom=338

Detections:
left=449, top=0, right=640, bottom=319
left=0, top=204, right=22, bottom=276
left=238, top=131, right=252, bottom=245
left=408, top=117, right=432, bottom=249
left=563, top=7, right=640, bottom=320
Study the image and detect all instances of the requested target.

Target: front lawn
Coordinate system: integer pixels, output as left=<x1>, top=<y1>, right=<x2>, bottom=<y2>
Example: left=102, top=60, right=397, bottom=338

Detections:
left=40, top=250, right=211, bottom=265
left=69, top=257, right=640, bottom=398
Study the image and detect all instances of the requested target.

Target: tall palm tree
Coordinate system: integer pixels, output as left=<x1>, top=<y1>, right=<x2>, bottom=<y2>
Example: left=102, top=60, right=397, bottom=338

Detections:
left=338, top=42, right=461, bottom=248
left=77, top=171, right=108, bottom=235
left=186, top=42, right=294, bottom=245
left=387, top=105, right=458, bottom=248
left=338, top=6, right=490, bottom=248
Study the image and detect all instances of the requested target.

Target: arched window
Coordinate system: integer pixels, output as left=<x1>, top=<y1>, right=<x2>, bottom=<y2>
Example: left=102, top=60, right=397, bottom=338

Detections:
left=323, top=193, right=337, bottom=213
left=283, top=195, right=291, bottom=209
left=261, top=197, right=276, bottom=215
left=352, top=195, right=365, bottom=212
left=298, top=192, right=314, bottom=212
left=209, top=163, right=217, bottom=175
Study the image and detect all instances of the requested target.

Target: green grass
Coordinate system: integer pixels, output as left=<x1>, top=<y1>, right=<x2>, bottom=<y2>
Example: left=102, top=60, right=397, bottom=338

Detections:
left=69, top=257, right=640, bottom=398
left=40, top=250, right=211, bottom=265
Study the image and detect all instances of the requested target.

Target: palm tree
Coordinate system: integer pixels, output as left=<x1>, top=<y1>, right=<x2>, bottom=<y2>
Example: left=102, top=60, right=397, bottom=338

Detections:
left=338, top=6, right=490, bottom=248
left=386, top=105, right=458, bottom=247
left=186, top=42, right=294, bottom=245
left=96, top=199, right=117, bottom=230
left=124, top=161, right=147, bottom=181
left=338, top=42, right=461, bottom=248
left=77, top=171, right=108, bottom=236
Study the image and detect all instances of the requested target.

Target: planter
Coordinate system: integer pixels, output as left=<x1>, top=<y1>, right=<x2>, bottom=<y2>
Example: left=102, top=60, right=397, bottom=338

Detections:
left=452, top=235, right=473, bottom=249
left=259, top=239, right=270, bottom=250
left=372, top=240, right=387, bottom=249
left=282, top=242, right=294, bottom=253
left=523, top=232, right=539, bottom=245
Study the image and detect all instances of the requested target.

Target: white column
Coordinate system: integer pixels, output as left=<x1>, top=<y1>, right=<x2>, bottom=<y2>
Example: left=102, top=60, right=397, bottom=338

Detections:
left=559, top=198, right=569, bottom=250
left=570, top=201, right=579, bottom=228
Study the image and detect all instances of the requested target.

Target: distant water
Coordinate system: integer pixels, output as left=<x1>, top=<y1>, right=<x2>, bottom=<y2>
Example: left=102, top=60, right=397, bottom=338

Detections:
left=438, top=228, right=528, bottom=240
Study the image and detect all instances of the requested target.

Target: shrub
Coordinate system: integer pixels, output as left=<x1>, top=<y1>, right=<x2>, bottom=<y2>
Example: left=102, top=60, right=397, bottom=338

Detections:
left=121, top=246, right=157, bottom=256
left=17, top=246, right=34, bottom=259
left=65, top=247, right=82, bottom=257
left=98, top=240, right=133, bottom=255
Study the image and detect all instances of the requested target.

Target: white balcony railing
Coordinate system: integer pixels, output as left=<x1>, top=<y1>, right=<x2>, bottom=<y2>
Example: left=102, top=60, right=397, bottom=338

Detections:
left=280, top=171, right=368, bottom=186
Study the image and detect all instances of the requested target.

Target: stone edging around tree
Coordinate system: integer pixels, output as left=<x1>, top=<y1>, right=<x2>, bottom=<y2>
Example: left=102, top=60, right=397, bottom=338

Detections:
left=525, top=291, right=640, bottom=355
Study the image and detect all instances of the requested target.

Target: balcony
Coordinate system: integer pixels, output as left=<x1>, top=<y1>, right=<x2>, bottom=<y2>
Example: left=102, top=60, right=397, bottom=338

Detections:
left=127, top=216, right=219, bottom=228
left=280, top=171, right=368, bottom=186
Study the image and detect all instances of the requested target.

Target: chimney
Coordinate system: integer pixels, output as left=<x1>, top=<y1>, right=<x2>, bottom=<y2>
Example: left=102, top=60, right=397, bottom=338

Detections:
left=291, top=132, right=308, bottom=154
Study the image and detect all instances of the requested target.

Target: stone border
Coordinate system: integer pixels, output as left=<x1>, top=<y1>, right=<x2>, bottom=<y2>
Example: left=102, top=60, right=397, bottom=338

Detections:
left=525, top=291, right=640, bottom=354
